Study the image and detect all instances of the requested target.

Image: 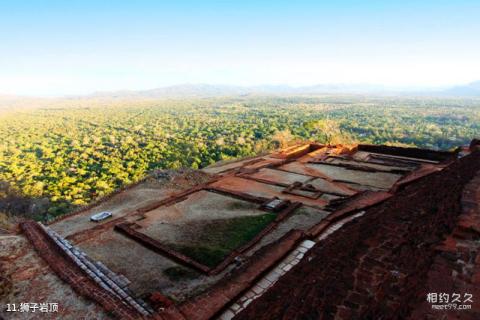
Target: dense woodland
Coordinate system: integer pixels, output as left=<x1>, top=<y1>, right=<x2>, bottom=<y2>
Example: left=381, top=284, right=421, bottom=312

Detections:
left=1, top=96, right=479, bottom=219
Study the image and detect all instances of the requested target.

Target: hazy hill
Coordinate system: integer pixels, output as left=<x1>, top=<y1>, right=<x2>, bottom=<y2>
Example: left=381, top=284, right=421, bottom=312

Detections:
left=441, top=81, right=480, bottom=97
left=2, top=82, right=480, bottom=102
left=84, top=82, right=480, bottom=99
left=83, top=83, right=418, bottom=99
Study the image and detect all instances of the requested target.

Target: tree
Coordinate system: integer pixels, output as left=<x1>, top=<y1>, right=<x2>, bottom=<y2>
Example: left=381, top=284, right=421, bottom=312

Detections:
left=307, top=119, right=354, bottom=145
left=270, top=129, right=294, bottom=149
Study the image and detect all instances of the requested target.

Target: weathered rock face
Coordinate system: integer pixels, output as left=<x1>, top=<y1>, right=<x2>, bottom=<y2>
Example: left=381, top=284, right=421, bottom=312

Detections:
left=469, top=138, right=480, bottom=150
left=0, top=275, right=12, bottom=299
left=0, top=233, right=110, bottom=320
left=0, top=238, right=14, bottom=300
left=407, top=169, right=480, bottom=320
left=234, top=150, right=480, bottom=320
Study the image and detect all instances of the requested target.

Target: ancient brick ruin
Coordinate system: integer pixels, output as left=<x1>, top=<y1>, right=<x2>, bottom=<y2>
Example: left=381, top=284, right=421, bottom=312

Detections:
left=5, top=140, right=480, bottom=319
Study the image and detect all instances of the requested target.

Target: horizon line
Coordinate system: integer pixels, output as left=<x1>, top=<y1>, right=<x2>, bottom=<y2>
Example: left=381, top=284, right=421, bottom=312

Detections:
left=1, top=80, right=477, bottom=99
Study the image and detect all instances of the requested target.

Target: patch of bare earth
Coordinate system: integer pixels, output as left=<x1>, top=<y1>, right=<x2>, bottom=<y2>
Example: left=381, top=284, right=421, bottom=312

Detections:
left=50, top=169, right=212, bottom=237
left=0, top=235, right=108, bottom=320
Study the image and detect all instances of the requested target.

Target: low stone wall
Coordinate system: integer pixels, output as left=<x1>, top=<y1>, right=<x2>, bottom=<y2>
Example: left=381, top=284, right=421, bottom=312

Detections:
left=358, top=144, right=456, bottom=162
left=217, top=239, right=317, bottom=319
left=66, top=216, right=127, bottom=243
left=271, top=144, right=318, bottom=160
left=209, top=202, right=302, bottom=275
left=115, top=222, right=211, bottom=274
left=307, top=191, right=392, bottom=238
left=389, top=164, right=442, bottom=193
left=206, top=186, right=269, bottom=204
left=20, top=220, right=143, bottom=320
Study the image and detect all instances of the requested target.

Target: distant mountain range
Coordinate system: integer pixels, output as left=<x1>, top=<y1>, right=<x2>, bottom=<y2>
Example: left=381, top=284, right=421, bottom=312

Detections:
left=440, top=81, right=480, bottom=97
left=84, top=83, right=409, bottom=98
left=84, top=81, right=480, bottom=99
left=2, top=81, right=480, bottom=101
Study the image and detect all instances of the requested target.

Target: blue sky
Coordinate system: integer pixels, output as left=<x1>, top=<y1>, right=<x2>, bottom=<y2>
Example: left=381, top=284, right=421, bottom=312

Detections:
left=0, top=0, right=479, bottom=96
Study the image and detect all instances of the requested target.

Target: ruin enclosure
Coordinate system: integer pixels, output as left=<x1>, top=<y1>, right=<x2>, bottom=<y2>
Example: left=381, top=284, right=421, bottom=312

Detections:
left=2, top=141, right=480, bottom=319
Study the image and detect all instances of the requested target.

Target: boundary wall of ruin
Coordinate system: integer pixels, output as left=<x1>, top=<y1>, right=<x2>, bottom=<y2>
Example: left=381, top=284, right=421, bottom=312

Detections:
left=271, top=144, right=322, bottom=160
left=357, top=144, right=456, bottom=162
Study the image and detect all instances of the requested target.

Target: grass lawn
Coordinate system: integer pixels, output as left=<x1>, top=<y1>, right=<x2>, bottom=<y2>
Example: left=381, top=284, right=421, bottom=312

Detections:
left=163, top=266, right=200, bottom=281
left=167, top=213, right=276, bottom=268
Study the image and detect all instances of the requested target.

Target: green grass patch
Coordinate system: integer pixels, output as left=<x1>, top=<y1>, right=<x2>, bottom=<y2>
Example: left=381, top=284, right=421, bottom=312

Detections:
left=294, top=207, right=312, bottom=216
left=163, top=266, right=200, bottom=281
left=167, top=213, right=276, bottom=268
left=170, top=245, right=227, bottom=268
left=227, top=201, right=258, bottom=211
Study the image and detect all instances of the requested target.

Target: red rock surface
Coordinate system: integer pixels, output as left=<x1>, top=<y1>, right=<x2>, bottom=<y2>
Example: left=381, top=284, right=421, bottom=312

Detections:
left=149, top=292, right=174, bottom=310
left=234, top=149, right=480, bottom=320
left=357, top=144, right=456, bottom=162
left=407, top=169, right=480, bottom=319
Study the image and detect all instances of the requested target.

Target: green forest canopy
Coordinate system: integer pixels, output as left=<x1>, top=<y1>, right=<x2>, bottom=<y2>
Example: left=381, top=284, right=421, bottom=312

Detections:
left=0, top=96, right=479, bottom=218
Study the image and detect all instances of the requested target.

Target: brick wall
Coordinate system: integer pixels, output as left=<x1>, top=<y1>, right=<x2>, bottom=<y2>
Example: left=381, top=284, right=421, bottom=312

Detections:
left=20, top=221, right=143, bottom=320
left=358, top=144, right=456, bottom=162
left=407, top=168, right=480, bottom=319
left=115, top=222, right=211, bottom=274
left=235, top=150, right=480, bottom=320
